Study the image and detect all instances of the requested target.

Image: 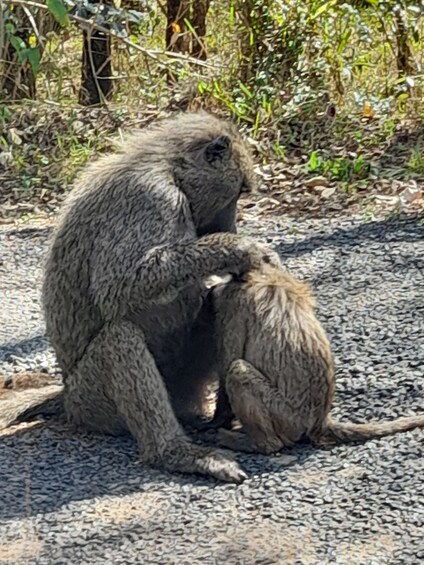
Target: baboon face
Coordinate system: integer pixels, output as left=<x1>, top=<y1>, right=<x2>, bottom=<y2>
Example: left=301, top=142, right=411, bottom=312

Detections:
left=196, top=195, right=238, bottom=235
left=174, top=133, right=258, bottom=234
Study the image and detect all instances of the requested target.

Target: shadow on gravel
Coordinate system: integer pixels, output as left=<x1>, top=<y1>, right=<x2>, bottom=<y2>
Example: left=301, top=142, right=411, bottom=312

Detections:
left=0, top=335, right=49, bottom=357
left=2, top=227, right=53, bottom=239
left=277, top=215, right=424, bottom=259
left=307, top=249, right=423, bottom=291
left=0, top=422, right=303, bottom=522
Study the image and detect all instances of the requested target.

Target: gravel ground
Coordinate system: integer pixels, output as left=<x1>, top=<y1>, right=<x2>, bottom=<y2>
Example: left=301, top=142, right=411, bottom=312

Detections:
left=0, top=213, right=423, bottom=565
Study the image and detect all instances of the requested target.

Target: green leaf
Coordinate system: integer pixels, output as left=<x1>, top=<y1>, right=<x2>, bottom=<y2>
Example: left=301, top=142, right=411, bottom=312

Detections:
left=309, top=151, right=319, bottom=171
left=47, top=0, right=69, bottom=26
left=353, top=156, right=364, bottom=174
left=19, top=47, right=41, bottom=76
left=229, top=4, right=235, bottom=26
left=5, top=22, right=16, bottom=34
left=10, top=35, right=26, bottom=53
left=239, top=82, right=253, bottom=99
left=311, top=0, right=338, bottom=20
left=0, top=104, right=12, bottom=121
left=397, top=92, right=409, bottom=101
left=183, top=18, right=194, bottom=34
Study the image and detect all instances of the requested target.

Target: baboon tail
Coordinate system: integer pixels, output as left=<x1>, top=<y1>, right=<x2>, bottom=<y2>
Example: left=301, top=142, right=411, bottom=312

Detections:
left=0, top=386, right=64, bottom=430
left=319, top=414, right=424, bottom=444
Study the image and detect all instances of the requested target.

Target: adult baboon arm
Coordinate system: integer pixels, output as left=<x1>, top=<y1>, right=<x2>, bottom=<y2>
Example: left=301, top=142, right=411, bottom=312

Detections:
left=93, top=233, right=278, bottom=315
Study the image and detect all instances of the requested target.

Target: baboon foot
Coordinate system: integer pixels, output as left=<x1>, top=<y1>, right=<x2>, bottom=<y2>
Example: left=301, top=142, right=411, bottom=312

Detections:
left=217, top=428, right=282, bottom=455
left=224, top=359, right=287, bottom=454
left=154, top=439, right=248, bottom=483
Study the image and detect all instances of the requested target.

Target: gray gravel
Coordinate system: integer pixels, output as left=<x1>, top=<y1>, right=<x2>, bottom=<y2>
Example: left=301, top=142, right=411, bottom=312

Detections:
left=1, top=213, right=424, bottom=565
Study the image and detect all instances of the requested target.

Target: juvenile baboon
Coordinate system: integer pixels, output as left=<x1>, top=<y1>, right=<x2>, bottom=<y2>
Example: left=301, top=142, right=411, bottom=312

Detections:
left=209, top=265, right=424, bottom=454
left=2, top=112, right=281, bottom=483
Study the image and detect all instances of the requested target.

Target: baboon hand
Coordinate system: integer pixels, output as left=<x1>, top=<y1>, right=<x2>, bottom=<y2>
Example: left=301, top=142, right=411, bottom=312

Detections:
left=236, top=239, right=282, bottom=274
left=203, top=273, right=233, bottom=290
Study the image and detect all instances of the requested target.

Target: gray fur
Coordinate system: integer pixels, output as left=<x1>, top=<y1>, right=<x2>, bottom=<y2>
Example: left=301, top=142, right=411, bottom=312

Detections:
left=5, top=111, right=281, bottom=483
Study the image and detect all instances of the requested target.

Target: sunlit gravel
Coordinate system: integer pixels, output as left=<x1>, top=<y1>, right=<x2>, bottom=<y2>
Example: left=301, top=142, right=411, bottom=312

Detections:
left=0, top=214, right=423, bottom=564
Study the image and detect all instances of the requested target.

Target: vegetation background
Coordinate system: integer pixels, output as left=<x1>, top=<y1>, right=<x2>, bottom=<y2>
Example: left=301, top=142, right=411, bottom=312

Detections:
left=0, top=0, right=423, bottom=223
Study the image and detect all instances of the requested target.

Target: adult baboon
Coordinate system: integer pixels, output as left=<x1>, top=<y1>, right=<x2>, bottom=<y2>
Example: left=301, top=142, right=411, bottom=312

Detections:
left=209, top=265, right=424, bottom=454
left=2, top=112, right=280, bottom=483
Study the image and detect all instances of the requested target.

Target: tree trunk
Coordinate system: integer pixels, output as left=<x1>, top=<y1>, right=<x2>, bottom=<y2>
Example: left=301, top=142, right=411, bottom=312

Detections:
left=78, top=3, right=113, bottom=106
left=166, top=0, right=191, bottom=52
left=191, top=0, right=210, bottom=60
left=394, top=10, right=415, bottom=80
left=166, top=0, right=191, bottom=83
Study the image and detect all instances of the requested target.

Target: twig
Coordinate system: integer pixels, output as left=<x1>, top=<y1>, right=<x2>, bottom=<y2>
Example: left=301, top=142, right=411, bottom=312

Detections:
left=3, top=0, right=216, bottom=68
left=0, top=0, right=5, bottom=56
left=21, top=3, right=44, bottom=49
left=155, top=0, right=167, bottom=19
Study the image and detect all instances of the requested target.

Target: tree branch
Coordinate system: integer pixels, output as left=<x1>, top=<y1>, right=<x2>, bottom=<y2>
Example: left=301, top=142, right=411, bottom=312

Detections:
left=3, top=0, right=215, bottom=68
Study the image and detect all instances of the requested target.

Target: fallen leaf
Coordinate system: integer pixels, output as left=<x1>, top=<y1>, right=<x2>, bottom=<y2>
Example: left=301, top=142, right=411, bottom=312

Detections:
left=72, top=120, right=85, bottom=134
left=363, top=101, right=374, bottom=118
left=321, top=186, right=336, bottom=198
left=305, top=176, right=328, bottom=188
left=7, top=128, right=22, bottom=146
left=401, top=186, right=422, bottom=203
left=0, top=152, right=13, bottom=167
left=375, top=195, right=401, bottom=206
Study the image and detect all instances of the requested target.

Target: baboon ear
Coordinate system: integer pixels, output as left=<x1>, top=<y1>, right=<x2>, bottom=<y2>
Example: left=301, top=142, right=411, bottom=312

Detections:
left=205, top=135, right=232, bottom=163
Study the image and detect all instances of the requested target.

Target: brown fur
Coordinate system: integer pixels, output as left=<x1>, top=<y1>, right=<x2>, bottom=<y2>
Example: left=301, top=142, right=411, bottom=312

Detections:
left=0, top=371, right=59, bottom=393
left=2, top=111, right=281, bottom=483
left=0, top=385, right=63, bottom=430
left=210, top=264, right=424, bottom=454
left=0, top=373, right=62, bottom=430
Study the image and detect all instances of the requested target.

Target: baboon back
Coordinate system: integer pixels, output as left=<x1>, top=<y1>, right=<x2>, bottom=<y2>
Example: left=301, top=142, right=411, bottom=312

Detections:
left=213, top=266, right=334, bottom=444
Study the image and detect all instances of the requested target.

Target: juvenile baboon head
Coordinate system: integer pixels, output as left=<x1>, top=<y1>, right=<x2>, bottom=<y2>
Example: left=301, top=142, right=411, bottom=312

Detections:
left=170, top=112, right=258, bottom=234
